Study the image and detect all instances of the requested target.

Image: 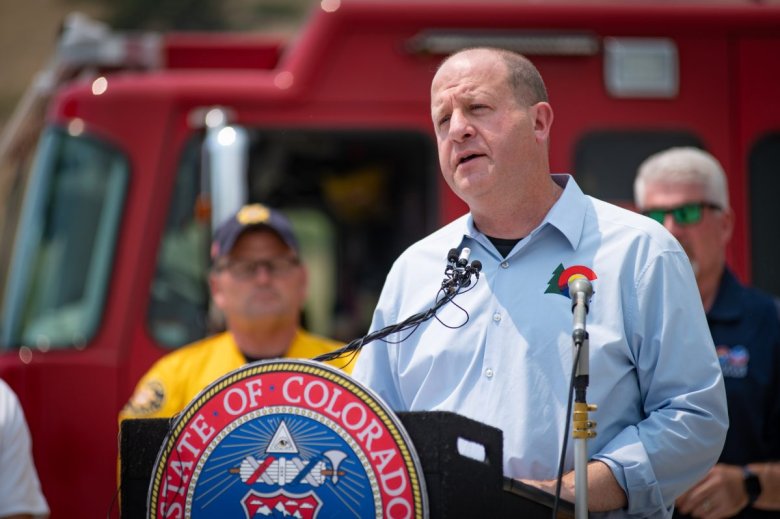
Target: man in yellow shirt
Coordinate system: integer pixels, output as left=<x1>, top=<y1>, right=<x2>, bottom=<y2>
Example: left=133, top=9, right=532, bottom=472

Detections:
left=119, top=204, right=347, bottom=420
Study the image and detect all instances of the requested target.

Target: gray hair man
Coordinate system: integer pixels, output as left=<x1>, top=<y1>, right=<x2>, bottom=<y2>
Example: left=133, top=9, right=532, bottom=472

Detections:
left=635, top=147, right=780, bottom=517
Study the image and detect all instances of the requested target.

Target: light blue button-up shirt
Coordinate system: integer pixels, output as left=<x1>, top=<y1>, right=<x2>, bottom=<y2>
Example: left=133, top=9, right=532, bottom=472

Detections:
left=353, top=175, right=728, bottom=517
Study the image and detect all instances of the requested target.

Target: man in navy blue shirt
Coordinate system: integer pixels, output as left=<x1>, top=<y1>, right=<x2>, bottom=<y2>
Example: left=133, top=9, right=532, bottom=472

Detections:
left=635, top=147, right=780, bottom=517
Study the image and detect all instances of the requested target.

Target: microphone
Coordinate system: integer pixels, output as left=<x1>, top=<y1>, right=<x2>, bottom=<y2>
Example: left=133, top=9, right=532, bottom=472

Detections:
left=457, top=247, right=471, bottom=267
left=442, top=247, right=482, bottom=292
left=455, top=247, right=482, bottom=288
left=569, top=277, right=593, bottom=343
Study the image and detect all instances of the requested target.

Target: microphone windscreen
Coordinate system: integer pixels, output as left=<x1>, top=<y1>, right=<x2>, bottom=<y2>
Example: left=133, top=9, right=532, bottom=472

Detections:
left=568, top=277, right=593, bottom=298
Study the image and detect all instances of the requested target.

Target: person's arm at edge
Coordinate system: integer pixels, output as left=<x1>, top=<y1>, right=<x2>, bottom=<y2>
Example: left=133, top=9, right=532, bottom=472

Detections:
left=0, top=382, right=49, bottom=519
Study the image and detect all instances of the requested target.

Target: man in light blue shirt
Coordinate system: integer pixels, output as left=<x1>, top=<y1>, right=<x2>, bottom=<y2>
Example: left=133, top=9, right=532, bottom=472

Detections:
left=352, top=47, right=728, bottom=517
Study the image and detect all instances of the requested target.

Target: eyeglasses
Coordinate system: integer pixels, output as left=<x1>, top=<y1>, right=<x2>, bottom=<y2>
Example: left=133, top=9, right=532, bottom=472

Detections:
left=215, top=256, right=300, bottom=279
left=642, top=202, right=721, bottom=226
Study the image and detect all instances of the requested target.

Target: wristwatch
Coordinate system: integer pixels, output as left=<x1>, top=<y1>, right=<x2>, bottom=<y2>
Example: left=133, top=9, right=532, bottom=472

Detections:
left=743, top=466, right=762, bottom=506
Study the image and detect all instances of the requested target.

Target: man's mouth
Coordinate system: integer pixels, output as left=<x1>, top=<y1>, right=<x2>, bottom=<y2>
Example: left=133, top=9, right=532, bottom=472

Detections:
left=458, top=153, right=484, bottom=165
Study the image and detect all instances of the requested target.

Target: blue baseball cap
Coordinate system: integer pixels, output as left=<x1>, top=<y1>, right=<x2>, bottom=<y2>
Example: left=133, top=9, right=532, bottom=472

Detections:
left=211, top=204, right=299, bottom=259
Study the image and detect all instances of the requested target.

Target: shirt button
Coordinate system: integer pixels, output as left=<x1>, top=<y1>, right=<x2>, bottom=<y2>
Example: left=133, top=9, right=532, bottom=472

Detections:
left=485, top=368, right=494, bottom=379
left=500, top=261, right=509, bottom=269
left=493, top=313, right=501, bottom=322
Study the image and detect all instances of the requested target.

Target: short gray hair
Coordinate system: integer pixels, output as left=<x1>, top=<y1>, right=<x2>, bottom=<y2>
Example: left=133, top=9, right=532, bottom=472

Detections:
left=634, top=147, right=729, bottom=210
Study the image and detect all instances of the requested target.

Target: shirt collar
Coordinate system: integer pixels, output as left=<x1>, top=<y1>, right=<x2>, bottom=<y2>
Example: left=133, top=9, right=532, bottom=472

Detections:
left=460, top=174, right=587, bottom=252
left=544, top=174, right=587, bottom=250
left=463, top=174, right=587, bottom=253
left=707, top=268, right=743, bottom=322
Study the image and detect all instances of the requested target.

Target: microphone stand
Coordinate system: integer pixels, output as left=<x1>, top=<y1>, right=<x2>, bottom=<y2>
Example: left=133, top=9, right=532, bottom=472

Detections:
left=570, top=279, right=597, bottom=519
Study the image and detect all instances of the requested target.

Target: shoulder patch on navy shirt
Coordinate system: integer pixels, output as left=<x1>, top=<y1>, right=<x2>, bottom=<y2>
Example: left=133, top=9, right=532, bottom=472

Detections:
left=716, top=344, right=749, bottom=378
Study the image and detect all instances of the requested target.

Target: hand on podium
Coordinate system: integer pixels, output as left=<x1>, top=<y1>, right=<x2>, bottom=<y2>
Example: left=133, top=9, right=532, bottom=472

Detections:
left=519, top=460, right=627, bottom=513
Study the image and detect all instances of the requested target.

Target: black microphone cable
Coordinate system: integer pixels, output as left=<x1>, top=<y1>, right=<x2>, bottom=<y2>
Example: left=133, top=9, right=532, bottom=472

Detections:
left=314, top=248, right=482, bottom=364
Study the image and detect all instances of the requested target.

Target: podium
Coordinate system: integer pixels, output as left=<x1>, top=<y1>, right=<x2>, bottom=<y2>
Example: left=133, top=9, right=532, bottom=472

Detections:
left=120, top=411, right=573, bottom=518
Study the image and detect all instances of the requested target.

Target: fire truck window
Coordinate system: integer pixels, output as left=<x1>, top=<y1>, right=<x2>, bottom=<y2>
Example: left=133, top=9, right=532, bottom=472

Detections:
left=749, top=134, right=780, bottom=300
left=147, top=137, right=211, bottom=347
left=0, top=128, right=128, bottom=348
left=147, top=129, right=436, bottom=348
left=573, top=131, right=702, bottom=208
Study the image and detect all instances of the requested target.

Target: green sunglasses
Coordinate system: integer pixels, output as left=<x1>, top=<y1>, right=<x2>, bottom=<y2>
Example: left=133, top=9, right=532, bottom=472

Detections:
left=642, top=202, right=721, bottom=226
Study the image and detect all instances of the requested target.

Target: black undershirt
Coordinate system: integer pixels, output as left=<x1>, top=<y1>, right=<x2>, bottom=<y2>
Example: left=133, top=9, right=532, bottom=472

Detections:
left=487, top=236, right=522, bottom=257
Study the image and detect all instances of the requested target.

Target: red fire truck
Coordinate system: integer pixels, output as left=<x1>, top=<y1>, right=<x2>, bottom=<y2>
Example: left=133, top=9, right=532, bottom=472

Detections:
left=1, top=1, right=779, bottom=516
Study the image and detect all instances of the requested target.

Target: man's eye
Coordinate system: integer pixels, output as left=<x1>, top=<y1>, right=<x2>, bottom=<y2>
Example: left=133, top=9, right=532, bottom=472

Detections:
left=438, top=115, right=451, bottom=126
left=237, top=262, right=257, bottom=274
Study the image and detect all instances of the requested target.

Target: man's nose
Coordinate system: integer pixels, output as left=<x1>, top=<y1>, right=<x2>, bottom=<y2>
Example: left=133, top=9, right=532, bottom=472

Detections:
left=663, top=214, right=683, bottom=236
left=450, top=110, right=474, bottom=141
left=251, top=264, right=274, bottom=282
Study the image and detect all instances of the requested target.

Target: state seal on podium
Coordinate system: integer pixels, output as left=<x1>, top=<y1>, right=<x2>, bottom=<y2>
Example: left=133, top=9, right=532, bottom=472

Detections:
left=148, top=359, right=427, bottom=518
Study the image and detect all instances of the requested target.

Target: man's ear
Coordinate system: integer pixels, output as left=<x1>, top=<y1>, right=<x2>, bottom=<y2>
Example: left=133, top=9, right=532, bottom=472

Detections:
left=720, top=207, right=734, bottom=246
left=209, top=272, right=224, bottom=310
left=531, top=101, right=554, bottom=143
left=299, top=264, right=310, bottom=302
